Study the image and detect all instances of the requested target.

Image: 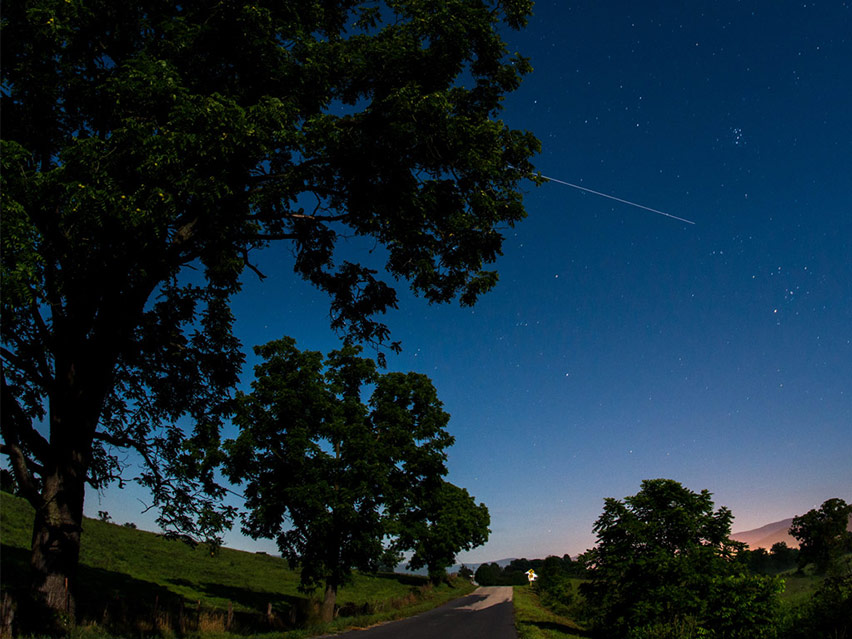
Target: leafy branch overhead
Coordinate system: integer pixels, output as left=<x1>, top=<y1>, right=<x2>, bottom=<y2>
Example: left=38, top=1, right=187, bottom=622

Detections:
left=1, top=0, right=536, bottom=620
left=2, top=0, right=537, bottom=518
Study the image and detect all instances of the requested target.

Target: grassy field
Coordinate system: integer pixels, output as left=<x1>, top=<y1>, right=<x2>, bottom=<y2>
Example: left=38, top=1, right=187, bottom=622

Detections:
left=0, top=491, right=475, bottom=637
left=777, top=571, right=822, bottom=607
left=512, top=585, right=589, bottom=639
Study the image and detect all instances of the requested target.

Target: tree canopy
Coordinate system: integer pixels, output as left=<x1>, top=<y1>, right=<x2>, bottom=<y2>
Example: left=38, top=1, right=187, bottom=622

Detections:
left=0, top=0, right=537, bottom=619
left=789, top=498, right=852, bottom=574
left=391, top=479, right=490, bottom=584
left=582, top=479, right=782, bottom=639
left=225, top=338, right=487, bottom=621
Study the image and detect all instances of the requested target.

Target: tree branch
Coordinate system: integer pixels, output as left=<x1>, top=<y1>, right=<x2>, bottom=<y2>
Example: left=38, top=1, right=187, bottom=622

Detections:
left=241, top=248, right=267, bottom=281
left=0, top=374, right=51, bottom=461
left=246, top=206, right=349, bottom=224
left=0, top=380, right=47, bottom=509
left=29, top=297, right=54, bottom=356
left=0, top=444, right=46, bottom=476
left=240, top=232, right=300, bottom=241
left=289, top=212, right=349, bottom=223
left=0, top=345, right=52, bottom=390
left=93, top=429, right=161, bottom=483
left=0, top=443, right=46, bottom=506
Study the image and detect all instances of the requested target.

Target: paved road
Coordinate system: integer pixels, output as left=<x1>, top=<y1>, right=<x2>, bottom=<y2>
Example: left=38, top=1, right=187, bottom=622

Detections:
left=328, top=586, right=517, bottom=639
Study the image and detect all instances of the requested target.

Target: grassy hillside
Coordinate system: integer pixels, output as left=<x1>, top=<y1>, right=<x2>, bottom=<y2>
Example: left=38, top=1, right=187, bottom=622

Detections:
left=0, top=491, right=474, bottom=637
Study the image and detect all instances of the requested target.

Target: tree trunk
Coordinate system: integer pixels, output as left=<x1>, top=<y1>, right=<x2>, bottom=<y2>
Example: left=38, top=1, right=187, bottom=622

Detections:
left=320, top=582, right=337, bottom=624
left=428, top=566, right=447, bottom=586
left=29, top=458, right=87, bottom=625
left=28, top=362, right=104, bottom=628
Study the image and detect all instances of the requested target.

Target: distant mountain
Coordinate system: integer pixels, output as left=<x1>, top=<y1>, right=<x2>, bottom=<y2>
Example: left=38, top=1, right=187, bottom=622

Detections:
left=732, top=514, right=852, bottom=550
left=731, top=518, right=797, bottom=550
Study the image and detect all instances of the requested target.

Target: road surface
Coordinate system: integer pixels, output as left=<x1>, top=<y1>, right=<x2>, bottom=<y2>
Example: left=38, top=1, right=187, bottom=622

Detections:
left=328, top=586, right=517, bottom=639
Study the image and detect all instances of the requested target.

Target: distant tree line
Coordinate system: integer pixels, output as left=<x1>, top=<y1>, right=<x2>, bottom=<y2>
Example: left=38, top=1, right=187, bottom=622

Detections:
left=737, top=542, right=800, bottom=575
left=474, top=554, right=585, bottom=587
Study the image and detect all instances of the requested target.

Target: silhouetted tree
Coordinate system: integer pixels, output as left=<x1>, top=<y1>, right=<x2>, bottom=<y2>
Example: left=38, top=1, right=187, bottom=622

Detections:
left=392, top=481, right=490, bottom=585
left=474, top=562, right=501, bottom=586
left=790, top=498, right=852, bottom=573
left=582, top=479, right=782, bottom=639
left=225, top=339, right=462, bottom=622
left=1, top=0, right=538, bottom=620
left=769, top=542, right=799, bottom=573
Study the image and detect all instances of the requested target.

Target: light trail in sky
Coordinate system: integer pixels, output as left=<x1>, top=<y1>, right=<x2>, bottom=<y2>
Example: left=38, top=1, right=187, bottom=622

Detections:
left=539, top=173, right=696, bottom=225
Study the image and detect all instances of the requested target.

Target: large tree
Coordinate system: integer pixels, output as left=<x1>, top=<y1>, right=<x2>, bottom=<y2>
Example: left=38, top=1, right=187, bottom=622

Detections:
left=225, top=338, right=464, bottom=622
left=0, top=0, right=538, bottom=621
left=582, top=479, right=782, bottom=639
left=391, top=479, right=490, bottom=584
left=789, top=498, right=852, bottom=574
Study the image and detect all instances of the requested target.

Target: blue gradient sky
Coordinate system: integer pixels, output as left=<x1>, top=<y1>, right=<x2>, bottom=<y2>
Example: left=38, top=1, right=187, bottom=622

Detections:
left=85, top=1, right=851, bottom=562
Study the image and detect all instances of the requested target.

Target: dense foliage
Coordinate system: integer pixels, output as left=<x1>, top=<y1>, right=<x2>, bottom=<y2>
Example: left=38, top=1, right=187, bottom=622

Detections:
left=581, top=479, right=782, bottom=639
left=391, top=480, right=491, bottom=585
left=738, top=543, right=800, bottom=575
left=789, top=498, right=852, bottom=574
left=779, top=562, right=852, bottom=639
left=474, top=555, right=583, bottom=587
left=0, top=0, right=537, bottom=619
left=225, top=339, right=489, bottom=621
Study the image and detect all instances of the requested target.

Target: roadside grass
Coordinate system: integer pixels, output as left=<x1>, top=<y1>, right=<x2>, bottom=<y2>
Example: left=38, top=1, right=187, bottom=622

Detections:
left=513, top=585, right=589, bottom=639
left=61, top=580, right=476, bottom=639
left=0, top=490, right=475, bottom=637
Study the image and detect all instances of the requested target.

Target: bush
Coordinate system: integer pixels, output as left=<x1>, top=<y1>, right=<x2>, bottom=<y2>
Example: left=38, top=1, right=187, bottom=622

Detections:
left=582, top=479, right=783, bottom=639
left=533, top=556, right=574, bottom=617
left=782, top=564, right=852, bottom=639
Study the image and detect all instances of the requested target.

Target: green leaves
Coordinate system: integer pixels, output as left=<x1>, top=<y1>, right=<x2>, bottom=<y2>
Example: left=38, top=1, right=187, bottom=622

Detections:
left=789, top=498, right=852, bottom=574
left=225, top=339, right=468, bottom=594
left=583, top=479, right=782, bottom=639
left=1, top=0, right=534, bottom=604
left=392, top=481, right=490, bottom=584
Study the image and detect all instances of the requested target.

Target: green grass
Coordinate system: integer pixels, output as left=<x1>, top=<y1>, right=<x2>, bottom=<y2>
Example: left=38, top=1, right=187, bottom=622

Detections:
left=0, top=490, right=474, bottom=637
left=513, top=585, right=589, bottom=639
left=778, top=572, right=822, bottom=607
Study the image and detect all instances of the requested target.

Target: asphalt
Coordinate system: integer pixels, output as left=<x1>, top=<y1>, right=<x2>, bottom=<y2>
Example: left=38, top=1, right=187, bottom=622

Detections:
left=327, top=586, right=517, bottom=639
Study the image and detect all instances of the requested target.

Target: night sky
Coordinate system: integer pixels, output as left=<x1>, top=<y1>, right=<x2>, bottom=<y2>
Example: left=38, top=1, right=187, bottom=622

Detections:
left=86, top=1, right=852, bottom=563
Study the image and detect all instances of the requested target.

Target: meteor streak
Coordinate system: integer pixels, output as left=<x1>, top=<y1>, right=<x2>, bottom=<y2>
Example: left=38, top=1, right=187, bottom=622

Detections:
left=538, top=173, right=696, bottom=225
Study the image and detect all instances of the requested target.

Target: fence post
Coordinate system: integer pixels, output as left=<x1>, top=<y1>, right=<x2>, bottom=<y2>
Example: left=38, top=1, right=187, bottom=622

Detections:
left=226, top=601, right=233, bottom=631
